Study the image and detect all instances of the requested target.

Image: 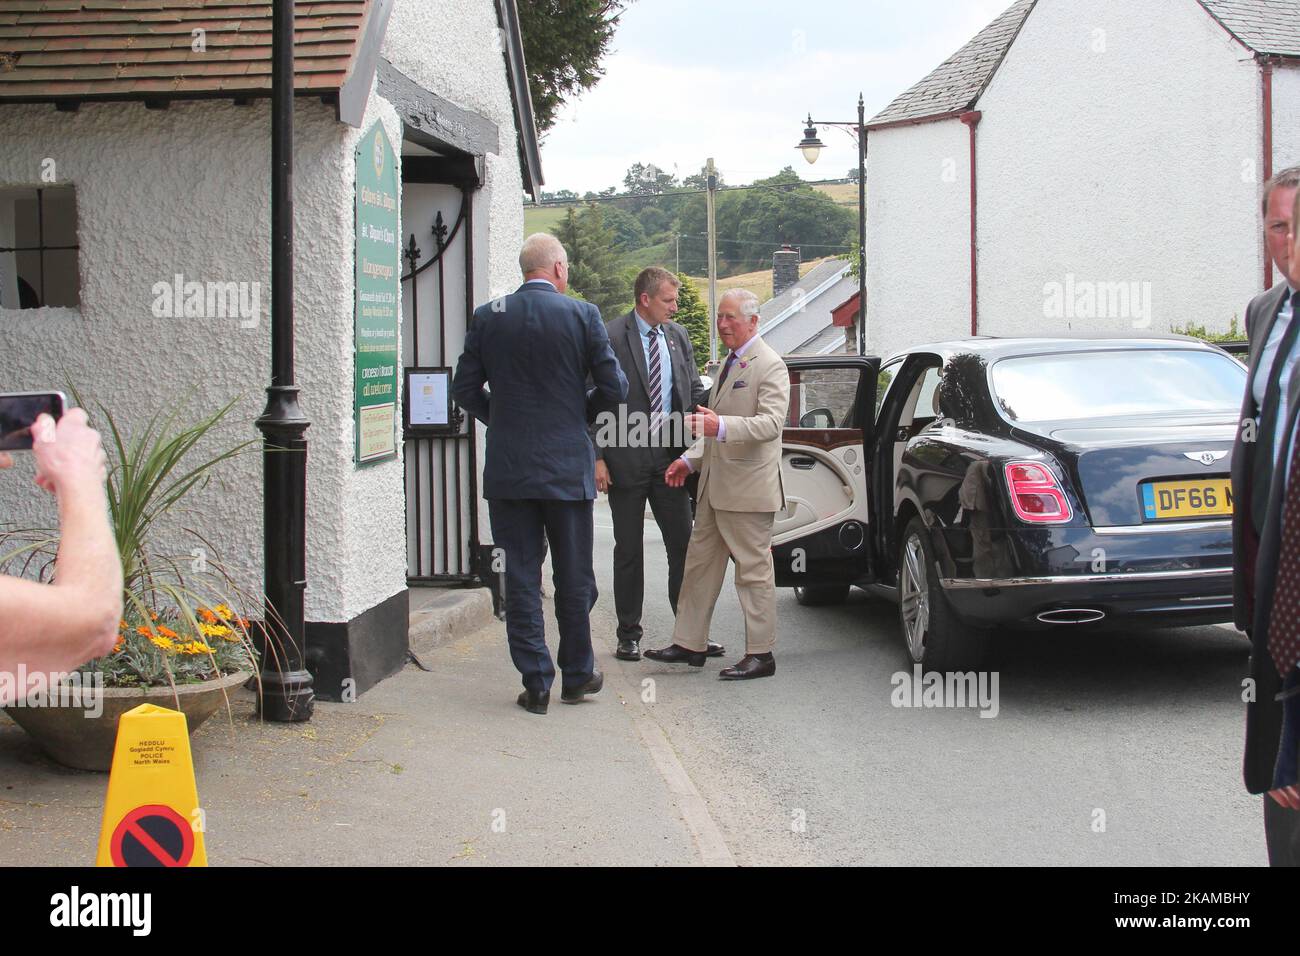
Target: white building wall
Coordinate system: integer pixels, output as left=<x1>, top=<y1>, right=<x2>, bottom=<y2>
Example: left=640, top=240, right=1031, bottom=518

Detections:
left=0, top=96, right=402, bottom=623
left=0, top=0, right=526, bottom=624
left=382, top=0, right=525, bottom=541
left=1273, top=62, right=1300, bottom=176
left=865, top=118, right=971, bottom=359
left=974, top=0, right=1266, bottom=338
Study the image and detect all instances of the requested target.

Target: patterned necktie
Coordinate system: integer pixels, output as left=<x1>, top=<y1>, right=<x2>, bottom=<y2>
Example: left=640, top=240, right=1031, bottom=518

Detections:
left=647, top=326, right=663, bottom=433
left=1268, top=342, right=1300, bottom=677
left=718, top=351, right=737, bottom=389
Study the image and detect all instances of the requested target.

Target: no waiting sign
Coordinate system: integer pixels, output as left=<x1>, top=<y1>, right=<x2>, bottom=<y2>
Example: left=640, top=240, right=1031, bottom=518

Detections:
left=109, top=804, right=195, bottom=867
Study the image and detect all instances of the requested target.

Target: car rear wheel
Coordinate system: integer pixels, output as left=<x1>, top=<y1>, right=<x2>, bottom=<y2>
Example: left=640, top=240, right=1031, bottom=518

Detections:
left=794, top=584, right=849, bottom=606
left=898, top=517, right=988, bottom=673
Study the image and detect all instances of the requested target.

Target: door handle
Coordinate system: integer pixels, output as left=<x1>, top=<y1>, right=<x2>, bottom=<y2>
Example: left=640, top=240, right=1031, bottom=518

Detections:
left=790, top=457, right=816, bottom=470
left=895, top=427, right=909, bottom=442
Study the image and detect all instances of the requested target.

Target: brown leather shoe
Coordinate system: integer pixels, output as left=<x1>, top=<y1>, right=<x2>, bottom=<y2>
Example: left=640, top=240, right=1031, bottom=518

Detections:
left=643, top=643, right=706, bottom=667
left=718, top=654, right=775, bottom=681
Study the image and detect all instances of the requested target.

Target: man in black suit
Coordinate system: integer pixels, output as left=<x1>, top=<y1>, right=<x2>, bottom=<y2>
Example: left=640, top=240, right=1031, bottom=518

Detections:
left=592, top=267, right=721, bottom=662
left=453, top=233, right=627, bottom=715
left=1232, top=166, right=1300, bottom=865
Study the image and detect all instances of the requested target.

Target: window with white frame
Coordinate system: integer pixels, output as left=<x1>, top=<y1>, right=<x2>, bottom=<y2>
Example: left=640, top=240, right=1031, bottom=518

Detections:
left=0, top=186, right=80, bottom=310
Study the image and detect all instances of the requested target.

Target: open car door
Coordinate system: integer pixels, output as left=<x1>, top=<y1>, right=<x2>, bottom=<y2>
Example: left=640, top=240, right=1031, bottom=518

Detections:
left=772, top=355, right=879, bottom=588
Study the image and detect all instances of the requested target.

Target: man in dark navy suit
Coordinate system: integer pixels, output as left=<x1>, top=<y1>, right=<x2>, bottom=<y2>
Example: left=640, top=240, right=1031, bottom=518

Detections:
left=453, top=234, right=627, bottom=715
left=1232, top=166, right=1300, bottom=864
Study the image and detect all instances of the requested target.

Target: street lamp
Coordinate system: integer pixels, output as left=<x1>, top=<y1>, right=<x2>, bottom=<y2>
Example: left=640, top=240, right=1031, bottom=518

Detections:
left=797, top=116, right=825, bottom=165
left=797, top=94, right=866, bottom=357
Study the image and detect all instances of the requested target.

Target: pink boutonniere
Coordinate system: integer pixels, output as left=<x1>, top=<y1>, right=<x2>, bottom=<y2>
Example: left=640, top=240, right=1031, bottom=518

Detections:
left=738, top=360, right=749, bottom=370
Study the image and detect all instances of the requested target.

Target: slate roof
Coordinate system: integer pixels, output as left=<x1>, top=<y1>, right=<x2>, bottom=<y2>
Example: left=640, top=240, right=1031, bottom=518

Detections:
left=868, top=0, right=1300, bottom=130
left=868, top=0, right=1036, bottom=128
left=1198, top=0, right=1300, bottom=57
left=0, top=1, right=375, bottom=102
left=760, top=258, right=858, bottom=355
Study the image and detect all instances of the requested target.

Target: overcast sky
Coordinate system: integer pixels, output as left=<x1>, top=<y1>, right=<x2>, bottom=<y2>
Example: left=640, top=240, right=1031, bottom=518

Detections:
left=536, top=0, right=1011, bottom=193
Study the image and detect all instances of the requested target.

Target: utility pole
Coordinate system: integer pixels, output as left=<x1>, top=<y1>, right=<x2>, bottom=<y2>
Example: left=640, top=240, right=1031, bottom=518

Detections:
left=675, top=234, right=680, bottom=274
left=706, top=157, right=718, bottom=366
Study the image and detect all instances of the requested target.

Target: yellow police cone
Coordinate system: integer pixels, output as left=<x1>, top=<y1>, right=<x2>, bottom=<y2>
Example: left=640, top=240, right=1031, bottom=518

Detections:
left=95, top=703, right=207, bottom=867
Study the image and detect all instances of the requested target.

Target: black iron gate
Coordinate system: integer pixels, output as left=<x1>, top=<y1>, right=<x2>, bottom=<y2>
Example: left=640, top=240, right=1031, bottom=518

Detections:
left=401, top=184, right=480, bottom=584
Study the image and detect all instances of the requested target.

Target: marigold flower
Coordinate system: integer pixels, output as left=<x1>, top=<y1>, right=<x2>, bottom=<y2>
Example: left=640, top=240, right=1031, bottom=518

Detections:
left=213, top=604, right=234, bottom=621
left=149, top=635, right=176, bottom=651
left=156, top=625, right=179, bottom=639
left=135, top=625, right=152, bottom=637
left=198, top=607, right=218, bottom=624
left=180, top=640, right=213, bottom=655
left=199, top=622, right=232, bottom=638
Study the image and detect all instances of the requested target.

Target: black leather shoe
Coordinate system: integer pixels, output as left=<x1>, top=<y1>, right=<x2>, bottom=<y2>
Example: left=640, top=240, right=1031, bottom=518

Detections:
left=643, top=644, right=706, bottom=667
left=615, top=640, right=641, bottom=661
left=706, top=642, right=725, bottom=657
left=516, top=689, right=549, bottom=714
left=561, top=670, right=603, bottom=703
left=718, top=654, right=775, bottom=681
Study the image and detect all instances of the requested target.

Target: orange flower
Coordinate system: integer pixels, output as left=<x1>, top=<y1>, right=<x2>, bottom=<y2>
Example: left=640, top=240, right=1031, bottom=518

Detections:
left=135, top=625, right=152, bottom=637
left=198, top=607, right=218, bottom=624
left=156, top=625, right=178, bottom=639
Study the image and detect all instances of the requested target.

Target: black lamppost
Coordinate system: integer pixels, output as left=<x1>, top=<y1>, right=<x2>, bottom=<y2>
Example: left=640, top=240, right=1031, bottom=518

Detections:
left=256, top=0, right=314, bottom=721
left=798, top=93, right=866, bottom=356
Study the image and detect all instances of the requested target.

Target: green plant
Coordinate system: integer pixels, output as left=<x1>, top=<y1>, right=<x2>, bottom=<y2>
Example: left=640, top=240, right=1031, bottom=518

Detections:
left=0, top=394, right=261, bottom=689
left=1170, top=314, right=1244, bottom=343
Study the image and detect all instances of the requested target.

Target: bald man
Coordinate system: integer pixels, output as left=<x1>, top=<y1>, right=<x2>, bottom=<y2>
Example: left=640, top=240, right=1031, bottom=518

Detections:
left=454, top=233, right=627, bottom=715
left=644, top=289, right=790, bottom=680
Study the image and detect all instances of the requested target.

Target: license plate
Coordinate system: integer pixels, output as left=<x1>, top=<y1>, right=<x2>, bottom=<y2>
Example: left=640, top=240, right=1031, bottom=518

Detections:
left=1140, top=478, right=1233, bottom=520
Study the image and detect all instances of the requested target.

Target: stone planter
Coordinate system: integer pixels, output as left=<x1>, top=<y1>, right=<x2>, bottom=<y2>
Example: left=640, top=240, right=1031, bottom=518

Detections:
left=3, top=670, right=251, bottom=772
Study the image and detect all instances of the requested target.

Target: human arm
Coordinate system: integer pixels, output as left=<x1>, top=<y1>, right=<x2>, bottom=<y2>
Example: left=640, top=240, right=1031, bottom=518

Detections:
left=587, top=305, right=628, bottom=405
left=0, top=410, right=123, bottom=702
left=452, top=315, right=491, bottom=425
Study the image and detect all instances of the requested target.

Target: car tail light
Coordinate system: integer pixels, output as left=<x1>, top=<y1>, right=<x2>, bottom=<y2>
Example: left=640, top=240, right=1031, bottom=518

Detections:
left=1004, top=461, right=1072, bottom=523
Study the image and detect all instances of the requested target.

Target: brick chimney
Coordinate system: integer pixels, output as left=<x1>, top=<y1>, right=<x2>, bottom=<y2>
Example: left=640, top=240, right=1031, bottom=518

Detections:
left=772, top=245, right=800, bottom=298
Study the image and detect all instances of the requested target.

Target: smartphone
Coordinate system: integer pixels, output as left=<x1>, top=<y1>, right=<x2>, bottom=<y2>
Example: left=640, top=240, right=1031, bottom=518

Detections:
left=0, top=391, right=66, bottom=451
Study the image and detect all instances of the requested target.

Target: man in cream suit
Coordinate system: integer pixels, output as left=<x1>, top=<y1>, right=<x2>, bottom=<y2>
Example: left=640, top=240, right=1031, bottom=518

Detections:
left=644, top=289, right=790, bottom=680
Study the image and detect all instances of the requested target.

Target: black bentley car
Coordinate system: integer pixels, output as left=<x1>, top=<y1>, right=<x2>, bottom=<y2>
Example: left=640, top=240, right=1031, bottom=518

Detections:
left=772, top=337, right=1247, bottom=672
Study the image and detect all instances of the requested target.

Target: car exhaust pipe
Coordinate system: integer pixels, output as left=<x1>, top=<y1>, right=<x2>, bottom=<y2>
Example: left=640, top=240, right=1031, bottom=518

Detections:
left=1037, top=608, right=1106, bottom=625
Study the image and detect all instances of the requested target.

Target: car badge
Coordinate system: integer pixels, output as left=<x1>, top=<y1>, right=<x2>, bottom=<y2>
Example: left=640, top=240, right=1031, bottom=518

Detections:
left=1183, top=450, right=1227, bottom=466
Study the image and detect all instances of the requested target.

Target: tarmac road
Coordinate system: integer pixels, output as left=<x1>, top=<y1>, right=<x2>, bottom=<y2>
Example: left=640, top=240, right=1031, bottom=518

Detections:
left=592, top=496, right=1268, bottom=866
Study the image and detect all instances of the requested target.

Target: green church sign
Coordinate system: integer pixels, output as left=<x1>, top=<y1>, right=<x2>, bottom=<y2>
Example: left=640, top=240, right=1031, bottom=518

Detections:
left=354, top=121, right=400, bottom=464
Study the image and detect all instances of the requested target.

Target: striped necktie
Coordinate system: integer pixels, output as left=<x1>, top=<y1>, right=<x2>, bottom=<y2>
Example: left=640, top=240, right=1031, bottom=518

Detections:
left=647, top=326, right=663, bottom=433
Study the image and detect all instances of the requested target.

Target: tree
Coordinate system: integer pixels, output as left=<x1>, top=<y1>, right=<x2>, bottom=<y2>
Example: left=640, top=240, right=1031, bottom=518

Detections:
left=600, top=205, right=647, bottom=251
left=673, top=167, right=856, bottom=275
left=673, top=273, right=711, bottom=372
left=682, top=165, right=725, bottom=191
left=551, top=204, right=633, bottom=320
left=622, top=162, right=678, bottom=197
left=516, top=1, right=629, bottom=136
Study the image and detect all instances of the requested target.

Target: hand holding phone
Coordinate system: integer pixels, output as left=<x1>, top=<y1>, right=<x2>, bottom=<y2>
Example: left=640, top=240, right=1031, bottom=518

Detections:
left=31, top=407, right=107, bottom=495
left=0, top=391, right=65, bottom=451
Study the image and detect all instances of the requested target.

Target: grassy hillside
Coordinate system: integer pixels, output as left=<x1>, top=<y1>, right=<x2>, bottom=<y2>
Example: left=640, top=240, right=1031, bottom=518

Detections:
left=683, top=257, right=834, bottom=305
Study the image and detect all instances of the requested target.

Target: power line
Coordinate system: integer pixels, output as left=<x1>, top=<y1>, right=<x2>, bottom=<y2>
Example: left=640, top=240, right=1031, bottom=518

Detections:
left=527, top=176, right=855, bottom=208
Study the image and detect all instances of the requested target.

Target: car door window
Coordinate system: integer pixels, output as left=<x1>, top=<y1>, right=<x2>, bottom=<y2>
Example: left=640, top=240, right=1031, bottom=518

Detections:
left=788, top=367, right=865, bottom=429
left=874, top=360, right=903, bottom=423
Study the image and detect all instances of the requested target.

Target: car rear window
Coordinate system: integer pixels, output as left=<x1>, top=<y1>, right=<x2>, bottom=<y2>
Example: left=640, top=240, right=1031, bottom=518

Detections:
left=989, top=348, right=1246, bottom=423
